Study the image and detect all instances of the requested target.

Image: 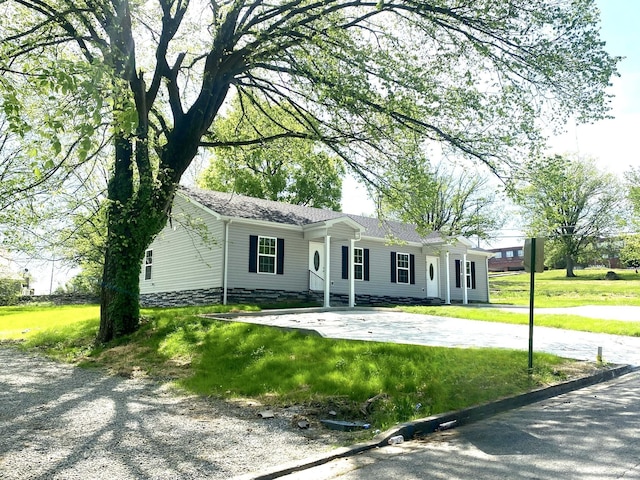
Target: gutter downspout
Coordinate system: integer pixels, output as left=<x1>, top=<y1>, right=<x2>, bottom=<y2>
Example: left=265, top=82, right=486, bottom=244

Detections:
left=223, top=220, right=230, bottom=305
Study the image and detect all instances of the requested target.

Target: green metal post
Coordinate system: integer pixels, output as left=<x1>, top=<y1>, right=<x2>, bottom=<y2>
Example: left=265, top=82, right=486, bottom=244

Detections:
left=528, top=237, right=536, bottom=373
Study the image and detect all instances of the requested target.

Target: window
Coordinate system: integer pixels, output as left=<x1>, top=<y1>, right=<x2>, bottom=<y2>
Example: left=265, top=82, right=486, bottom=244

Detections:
left=144, top=249, right=153, bottom=280
left=517, top=249, right=524, bottom=257
left=455, top=259, right=476, bottom=289
left=249, top=235, right=285, bottom=275
left=391, top=251, right=415, bottom=284
left=342, top=246, right=369, bottom=281
left=258, top=236, right=277, bottom=274
left=494, top=251, right=503, bottom=259
left=506, top=250, right=514, bottom=258
left=354, top=248, right=364, bottom=280
left=397, top=253, right=410, bottom=284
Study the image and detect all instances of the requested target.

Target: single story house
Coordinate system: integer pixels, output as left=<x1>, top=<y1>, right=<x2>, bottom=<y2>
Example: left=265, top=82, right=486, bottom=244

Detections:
left=139, top=186, right=494, bottom=308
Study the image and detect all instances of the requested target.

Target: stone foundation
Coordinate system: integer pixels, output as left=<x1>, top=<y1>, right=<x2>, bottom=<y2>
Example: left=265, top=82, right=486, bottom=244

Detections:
left=140, top=287, right=443, bottom=308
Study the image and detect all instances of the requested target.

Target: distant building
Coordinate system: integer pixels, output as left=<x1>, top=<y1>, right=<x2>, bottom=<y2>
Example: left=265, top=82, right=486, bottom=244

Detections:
left=488, top=246, right=525, bottom=272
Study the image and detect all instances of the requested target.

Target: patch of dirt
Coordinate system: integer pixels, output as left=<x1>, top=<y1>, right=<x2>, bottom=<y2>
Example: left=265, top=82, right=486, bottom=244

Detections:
left=549, top=360, right=612, bottom=384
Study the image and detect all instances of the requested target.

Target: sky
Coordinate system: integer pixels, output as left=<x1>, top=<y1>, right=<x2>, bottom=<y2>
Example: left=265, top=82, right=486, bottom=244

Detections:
left=14, top=0, right=640, bottom=294
left=340, top=0, right=640, bottom=248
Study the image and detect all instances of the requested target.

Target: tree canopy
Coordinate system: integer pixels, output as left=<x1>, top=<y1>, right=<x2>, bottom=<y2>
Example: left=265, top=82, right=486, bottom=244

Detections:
left=0, top=0, right=620, bottom=340
left=197, top=96, right=343, bottom=210
left=379, top=158, right=505, bottom=240
left=510, top=154, right=623, bottom=277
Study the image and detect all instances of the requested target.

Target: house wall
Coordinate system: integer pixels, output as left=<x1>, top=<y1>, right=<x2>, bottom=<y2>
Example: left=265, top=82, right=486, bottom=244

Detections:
left=139, top=195, right=489, bottom=307
left=139, top=196, right=224, bottom=295
left=330, top=240, right=428, bottom=299
left=226, top=222, right=309, bottom=291
left=447, top=249, right=489, bottom=303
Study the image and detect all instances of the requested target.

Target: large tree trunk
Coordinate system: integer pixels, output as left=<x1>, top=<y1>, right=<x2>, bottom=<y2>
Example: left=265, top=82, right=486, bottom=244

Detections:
left=566, top=255, right=577, bottom=277
left=96, top=134, right=172, bottom=343
left=98, top=237, right=144, bottom=342
left=97, top=193, right=170, bottom=343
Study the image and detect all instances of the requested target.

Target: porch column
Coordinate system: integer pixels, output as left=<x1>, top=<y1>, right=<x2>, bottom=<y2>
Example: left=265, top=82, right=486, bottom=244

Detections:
left=349, top=238, right=355, bottom=308
left=462, top=253, right=468, bottom=305
left=445, top=251, right=451, bottom=304
left=324, top=235, right=331, bottom=308
left=485, top=256, right=490, bottom=303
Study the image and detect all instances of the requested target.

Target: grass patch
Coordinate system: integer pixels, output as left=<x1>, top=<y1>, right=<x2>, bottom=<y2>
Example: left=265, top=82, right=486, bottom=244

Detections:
left=398, top=267, right=640, bottom=337
left=401, top=305, right=640, bottom=337
left=490, top=268, right=640, bottom=307
left=0, top=303, right=586, bottom=431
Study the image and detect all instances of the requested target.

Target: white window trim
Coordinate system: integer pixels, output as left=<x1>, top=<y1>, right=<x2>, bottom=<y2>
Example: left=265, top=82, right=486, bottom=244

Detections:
left=258, top=236, right=277, bottom=275
left=144, top=249, right=153, bottom=281
left=354, top=247, right=364, bottom=281
left=465, top=260, right=472, bottom=289
left=494, top=251, right=502, bottom=258
left=506, top=250, right=514, bottom=258
left=397, top=252, right=410, bottom=284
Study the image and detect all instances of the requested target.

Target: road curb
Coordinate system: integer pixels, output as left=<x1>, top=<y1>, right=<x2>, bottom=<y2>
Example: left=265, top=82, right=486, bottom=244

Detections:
left=235, top=364, right=637, bottom=480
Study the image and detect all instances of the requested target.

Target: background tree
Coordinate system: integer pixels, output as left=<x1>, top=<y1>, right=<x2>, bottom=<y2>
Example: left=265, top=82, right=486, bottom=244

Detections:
left=198, top=96, right=343, bottom=210
left=0, top=0, right=619, bottom=341
left=625, top=167, right=640, bottom=224
left=378, top=158, right=505, bottom=240
left=620, top=235, right=640, bottom=269
left=617, top=168, right=640, bottom=268
left=511, top=154, right=623, bottom=277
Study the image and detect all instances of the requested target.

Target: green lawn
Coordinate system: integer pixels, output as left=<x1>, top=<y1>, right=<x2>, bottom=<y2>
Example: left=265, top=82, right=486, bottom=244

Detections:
left=401, top=268, right=640, bottom=337
left=490, top=268, right=640, bottom=306
left=3, top=270, right=632, bottom=431
left=0, top=303, right=580, bottom=431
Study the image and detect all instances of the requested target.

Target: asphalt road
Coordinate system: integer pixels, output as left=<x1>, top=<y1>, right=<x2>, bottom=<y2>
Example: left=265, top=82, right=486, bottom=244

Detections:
left=224, top=306, right=640, bottom=480
left=278, top=369, right=640, bottom=479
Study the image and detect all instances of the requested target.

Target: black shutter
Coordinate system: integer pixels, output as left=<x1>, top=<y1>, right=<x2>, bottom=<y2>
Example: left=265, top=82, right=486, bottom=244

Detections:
left=455, top=259, right=461, bottom=288
left=410, top=254, right=416, bottom=284
left=277, top=238, right=285, bottom=275
left=471, top=261, right=476, bottom=289
left=342, top=246, right=349, bottom=279
left=364, top=249, right=370, bottom=281
left=249, top=235, right=258, bottom=273
left=390, top=252, right=396, bottom=283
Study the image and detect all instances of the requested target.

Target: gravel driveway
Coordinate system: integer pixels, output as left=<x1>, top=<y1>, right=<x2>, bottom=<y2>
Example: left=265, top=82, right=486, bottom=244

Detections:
left=0, top=347, right=340, bottom=479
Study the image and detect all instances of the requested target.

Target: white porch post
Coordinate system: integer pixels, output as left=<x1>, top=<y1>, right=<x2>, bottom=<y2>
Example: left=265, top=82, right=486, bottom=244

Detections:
left=349, top=238, right=355, bottom=308
left=462, top=253, right=468, bottom=305
left=324, top=235, right=331, bottom=308
left=485, top=256, right=490, bottom=303
left=445, top=251, right=451, bottom=305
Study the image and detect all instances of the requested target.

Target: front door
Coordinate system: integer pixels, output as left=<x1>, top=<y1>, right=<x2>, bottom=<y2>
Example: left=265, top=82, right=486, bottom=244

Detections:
left=309, top=242, right=325, bottom=291
left=426, top=256, right=440, bottom=298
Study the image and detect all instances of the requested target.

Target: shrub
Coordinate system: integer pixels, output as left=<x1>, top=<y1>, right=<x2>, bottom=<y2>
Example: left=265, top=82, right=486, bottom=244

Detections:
left=0, top=277, right=21, bottom=306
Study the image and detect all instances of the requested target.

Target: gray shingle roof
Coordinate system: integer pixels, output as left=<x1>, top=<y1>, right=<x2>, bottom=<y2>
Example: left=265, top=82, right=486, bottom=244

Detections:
left=179, top=186, right=442, bottom=244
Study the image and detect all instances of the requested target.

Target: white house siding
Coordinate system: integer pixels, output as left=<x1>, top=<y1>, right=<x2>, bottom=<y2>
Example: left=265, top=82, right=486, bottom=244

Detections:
left=325, top=222, right=360, bottom=241
left=330, top=239, right=427, bottom=299
left=447, top=249, right=489, bottom=303
left=225, top=222, right=309, bottom=292
left=139, top=198, right=224, bottom=294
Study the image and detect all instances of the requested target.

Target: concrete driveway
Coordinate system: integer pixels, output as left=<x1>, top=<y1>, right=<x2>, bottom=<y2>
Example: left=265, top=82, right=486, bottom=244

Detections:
left=216, top=306, right=640, bottom=365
